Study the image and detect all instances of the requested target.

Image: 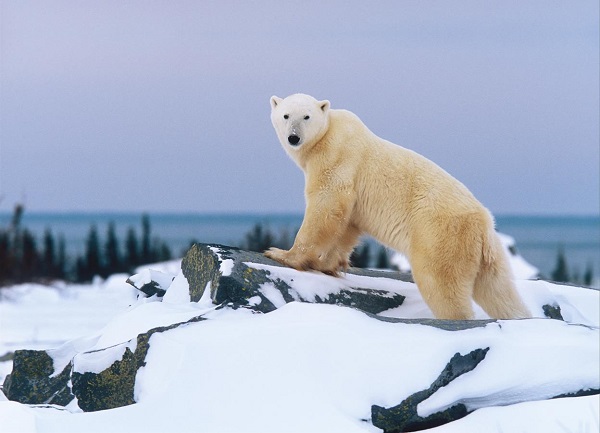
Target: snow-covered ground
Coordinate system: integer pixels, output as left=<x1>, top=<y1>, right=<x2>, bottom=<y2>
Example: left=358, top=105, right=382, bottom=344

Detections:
left=0, top=259, right=598, bottom=433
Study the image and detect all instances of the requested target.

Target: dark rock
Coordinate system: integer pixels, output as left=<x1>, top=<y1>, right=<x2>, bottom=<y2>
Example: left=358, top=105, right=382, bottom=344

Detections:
left=543, top=303, right=564, bottom=320
left=3, top=349, right=73, bottom=406
left=71, top=345, right=139, bottom=411
left=181, top=243, right=410, bottom=314
left=553, top=388, right=600, bottom=399
left=371, top=348, right=490, bottom=432
left=0, top=351, right=13, bottom=362
left=131, top=281, right=166, bottom=298
left=126, top=269, right=174, bottom=298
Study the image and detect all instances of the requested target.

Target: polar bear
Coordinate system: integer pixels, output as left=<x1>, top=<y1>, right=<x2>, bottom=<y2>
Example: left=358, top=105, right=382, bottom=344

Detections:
left=265, top=93, right=531, bottom=320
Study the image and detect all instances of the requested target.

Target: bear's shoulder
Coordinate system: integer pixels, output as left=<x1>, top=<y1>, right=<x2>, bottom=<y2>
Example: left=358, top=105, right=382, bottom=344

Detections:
left=330, top=108, right=359, bottom=120
left=328, top=108, right=367, bottom=131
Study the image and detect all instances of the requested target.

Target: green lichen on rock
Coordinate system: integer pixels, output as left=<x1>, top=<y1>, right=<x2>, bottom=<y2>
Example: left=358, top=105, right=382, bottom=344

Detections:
left=72, top=346, right=138, bottom=411
left=3, top=349, right=73, bottom=406
left=216, top=265, right=272, bottom=305
left=371, top=347, right=490, bottom=432
left=181, top=243, right=222, bottom=302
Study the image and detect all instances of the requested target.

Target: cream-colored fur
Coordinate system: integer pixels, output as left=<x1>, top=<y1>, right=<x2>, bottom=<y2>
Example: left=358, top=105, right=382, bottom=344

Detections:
left=265, top=93, right=531, bottom=320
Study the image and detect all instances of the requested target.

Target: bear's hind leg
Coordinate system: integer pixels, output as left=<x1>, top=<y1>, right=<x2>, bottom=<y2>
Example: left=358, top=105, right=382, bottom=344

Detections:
left=411, top=268, right=476, bottom=320
left=473, top=259, right=531, bottom=319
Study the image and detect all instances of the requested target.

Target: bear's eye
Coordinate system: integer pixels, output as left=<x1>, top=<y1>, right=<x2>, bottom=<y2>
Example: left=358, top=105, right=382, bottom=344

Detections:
left=304, top=115, right=310, bottom=120
left=283, top=114, right=289, bottom=120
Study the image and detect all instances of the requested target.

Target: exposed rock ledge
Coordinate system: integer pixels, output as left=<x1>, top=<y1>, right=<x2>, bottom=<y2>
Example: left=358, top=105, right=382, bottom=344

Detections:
left=3, top=243, right=598, bottom=432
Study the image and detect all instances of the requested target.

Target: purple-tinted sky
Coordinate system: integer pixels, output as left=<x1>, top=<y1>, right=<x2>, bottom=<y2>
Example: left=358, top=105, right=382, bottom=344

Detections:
left=1, top=1, right=598, bottom=214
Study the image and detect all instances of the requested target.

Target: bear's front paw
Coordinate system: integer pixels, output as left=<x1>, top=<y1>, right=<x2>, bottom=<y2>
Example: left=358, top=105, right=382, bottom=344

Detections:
left=264, top=247, right=287, bottom=264
left=264, top=247, right=312, bottom=271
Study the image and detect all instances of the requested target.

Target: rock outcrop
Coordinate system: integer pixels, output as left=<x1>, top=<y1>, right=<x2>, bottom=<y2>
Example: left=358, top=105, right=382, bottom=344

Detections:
left=3, top=243, right=598, bottom=431
left=180, top=243, right=411, bottom=313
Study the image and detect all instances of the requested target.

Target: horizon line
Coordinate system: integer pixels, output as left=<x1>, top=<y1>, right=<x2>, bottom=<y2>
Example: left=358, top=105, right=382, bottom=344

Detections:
left=0, top=209, right=598, bottom=220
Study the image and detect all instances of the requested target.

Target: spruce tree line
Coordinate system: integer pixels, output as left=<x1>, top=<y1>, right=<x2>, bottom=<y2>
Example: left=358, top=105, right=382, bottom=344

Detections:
left=1, top=206, right=594, bottom=287
left=0, top=206, right=172, bottom=286
left=550, top=246, right=594, bottom=286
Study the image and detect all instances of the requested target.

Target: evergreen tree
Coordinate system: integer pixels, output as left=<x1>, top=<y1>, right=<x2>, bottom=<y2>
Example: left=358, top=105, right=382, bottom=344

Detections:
left=21, top=229, right=40, bottom=281
left=583, top=263, right=594, bottom=287
left=81, top=224, right=102, bottom=281
left=104, top=221, right=121, bottom=276
left=243, top=224, right=275, bottom=252
left=124, top=227, right=140, bottom=271
left=141, top=214, right=152, bottom=264
left=42, top=228, right=57, bottom=278
left=1, top=204, right=24, bottom=284
left=10, top=204, right=24, bottom=280
left=10, top=203, right=24, bottom=232
left=75, top=256, right=86, bottom=282
left=350, top=243, right=371, bottom=268
left=551, top=246, right=569, bottom=283
left=57, top=235, right=67, bottom=280
left=375, top=246, right=390, bottom=269
left=154, top=240, right=172, bottom=262
left=0, top=230, right=11, bottom=283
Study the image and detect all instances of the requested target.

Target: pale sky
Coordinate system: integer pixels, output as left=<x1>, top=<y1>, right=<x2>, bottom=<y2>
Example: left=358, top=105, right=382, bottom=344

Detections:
left=1, top=0, right=598, bottom=215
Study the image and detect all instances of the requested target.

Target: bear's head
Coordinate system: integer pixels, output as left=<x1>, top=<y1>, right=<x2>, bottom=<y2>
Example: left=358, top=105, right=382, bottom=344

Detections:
left=270, top=94, right=330, bottom=155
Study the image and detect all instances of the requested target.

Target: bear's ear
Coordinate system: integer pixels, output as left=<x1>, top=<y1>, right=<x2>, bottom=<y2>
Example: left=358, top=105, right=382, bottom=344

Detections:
left=270, top=96, right=282, bottom=110
left=319, top=100, right=330, bottom=113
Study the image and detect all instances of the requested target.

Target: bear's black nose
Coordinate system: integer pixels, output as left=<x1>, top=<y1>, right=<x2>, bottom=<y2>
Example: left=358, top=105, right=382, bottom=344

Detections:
left=288, top=135, right=300, bottom=145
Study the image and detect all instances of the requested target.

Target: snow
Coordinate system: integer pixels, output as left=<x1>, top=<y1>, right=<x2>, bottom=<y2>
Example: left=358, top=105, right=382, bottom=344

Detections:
left=259, top=282, right=288, bottom=307
left=0, top=277, right=138, bottom=382
left=427, top=394, right=599, bottom=433
left=127, top=268, right=174, bottom=292
left=162, top=271, right=191, bottom=304
left=209, top=246, right=235, bottom=276
left=73, top=338, right=137, bottom=375
left=249, top=262, right=405, bottom=304
left=0, top=261, right=598, bottom=433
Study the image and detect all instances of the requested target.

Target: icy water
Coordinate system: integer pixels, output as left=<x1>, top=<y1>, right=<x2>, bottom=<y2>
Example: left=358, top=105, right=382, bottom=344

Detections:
left=1, top=212, right=598, bottom=281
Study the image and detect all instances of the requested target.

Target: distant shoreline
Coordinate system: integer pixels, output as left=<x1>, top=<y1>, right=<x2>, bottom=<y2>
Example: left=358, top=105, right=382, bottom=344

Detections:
left=1, top=211, right=598, bottom=285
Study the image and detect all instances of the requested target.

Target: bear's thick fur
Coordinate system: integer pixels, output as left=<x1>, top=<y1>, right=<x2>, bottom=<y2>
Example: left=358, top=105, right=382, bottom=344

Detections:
left=266, top=93, right=531, bottom=320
